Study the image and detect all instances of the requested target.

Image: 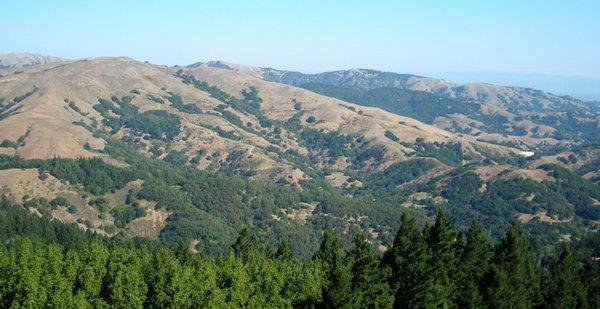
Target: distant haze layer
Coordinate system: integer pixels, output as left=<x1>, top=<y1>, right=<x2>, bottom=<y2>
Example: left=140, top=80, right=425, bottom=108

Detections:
left=408, top=71, right=600, bottom=102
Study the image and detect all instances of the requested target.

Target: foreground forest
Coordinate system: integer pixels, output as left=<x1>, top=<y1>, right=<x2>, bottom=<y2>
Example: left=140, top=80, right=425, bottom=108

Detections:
left=1, top=196, right=599, bottom=308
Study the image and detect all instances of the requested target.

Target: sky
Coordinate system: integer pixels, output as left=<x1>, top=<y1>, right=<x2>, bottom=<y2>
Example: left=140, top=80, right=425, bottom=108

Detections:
left=2, top=0, right=600, bottom=99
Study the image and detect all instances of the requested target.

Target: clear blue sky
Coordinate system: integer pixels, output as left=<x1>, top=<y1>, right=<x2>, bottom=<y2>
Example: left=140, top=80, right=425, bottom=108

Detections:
left=3, top=0, right=600, bottom=98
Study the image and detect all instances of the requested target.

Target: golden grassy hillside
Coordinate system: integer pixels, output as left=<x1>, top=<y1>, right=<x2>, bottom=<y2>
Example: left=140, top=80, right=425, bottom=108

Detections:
left=0, top=57, right=518, bottom=188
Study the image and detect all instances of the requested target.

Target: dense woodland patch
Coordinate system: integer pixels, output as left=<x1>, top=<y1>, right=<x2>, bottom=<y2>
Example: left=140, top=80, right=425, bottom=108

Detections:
left=1, top=198, right=599, bottom=308
left=299, top=82, right=600, bottom=142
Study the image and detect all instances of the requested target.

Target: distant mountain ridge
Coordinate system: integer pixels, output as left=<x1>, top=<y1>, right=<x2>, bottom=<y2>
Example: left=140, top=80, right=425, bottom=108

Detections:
left=196, top=61, right=592, bottom=112
left=261, top=67, right=426, bottom=90
left=0, top=53, right=65, bottom=69
left=194, top=61, right=599, bottom=146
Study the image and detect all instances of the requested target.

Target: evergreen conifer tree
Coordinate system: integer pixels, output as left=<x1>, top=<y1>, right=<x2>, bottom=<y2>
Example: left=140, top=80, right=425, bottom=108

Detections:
left=232, top=228, right=264, bottom=261
left=313, top=229, right=352, bottom=308
left=457, top=221, right=493, bottom=308
left=347, top=233, right=393, bottom=308
left=423, top=209, right=462, bottom=307
left=484, top=223, right=540, bottom=307
left=544, top=247, right=587, bottom=308
left=383, top=214, right=429, bottom=308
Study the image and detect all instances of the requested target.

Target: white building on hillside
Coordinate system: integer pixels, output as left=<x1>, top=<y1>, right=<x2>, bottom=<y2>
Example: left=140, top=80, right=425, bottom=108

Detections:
left=518, top=151, right=535, bottom=158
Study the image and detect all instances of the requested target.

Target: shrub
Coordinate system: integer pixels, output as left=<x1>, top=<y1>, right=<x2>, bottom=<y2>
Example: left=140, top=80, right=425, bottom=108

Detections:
left=384, top=130, right=400, bottom=142
left=50, top=196, right=70, bottom=208
left=293, top=101, right=302, bottom=110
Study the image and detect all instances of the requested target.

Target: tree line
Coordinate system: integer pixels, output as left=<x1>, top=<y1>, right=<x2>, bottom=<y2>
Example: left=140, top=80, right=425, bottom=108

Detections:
left=1, top=198, right=598, bottom=308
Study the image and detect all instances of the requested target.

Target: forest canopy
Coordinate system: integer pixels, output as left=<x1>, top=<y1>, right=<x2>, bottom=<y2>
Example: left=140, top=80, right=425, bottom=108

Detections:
left=0, top=199, right=598, bottom=308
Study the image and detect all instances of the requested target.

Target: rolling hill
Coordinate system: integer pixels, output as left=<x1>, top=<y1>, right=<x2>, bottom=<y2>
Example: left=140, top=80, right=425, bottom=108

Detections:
left=1, top=54, right=599, bottom=256
left=196, top=61, right=600, bottom=149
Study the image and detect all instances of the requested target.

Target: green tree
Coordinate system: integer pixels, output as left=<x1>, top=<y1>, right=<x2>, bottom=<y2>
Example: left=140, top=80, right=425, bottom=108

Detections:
left=9, top=240, right=47, bottom=307
left=106, top=247, right=148, bottom=308
left=383, top=213, right=429, bottom=308
left=147, top=248, right=193, bottom=308
left=42, top=245, right=74, bottom=308
left=347, top=233, right=393, bottom=308
left=584, top=260, right=600, bottom=308
left=246, top=255, right=290, bottom=307
left=275, top=241, right=294, bottom=260
left=187, top=257, right=221, bottom=307
left=217, top=252, right=252, bottom=306
left=544, top=247, right=587, bottom=308
left=423, top=209, right=462, bottom=307
left=77, top=242, right=109, bottom=307
left=231, top=228, right=264, bottom=261
left=484, top=223, right=540, bottom=308
left=457, top=221, right=493, bottom=308
left=313, top=230, right=352, bottom=308
left=281, top=260, right=324, bottom=307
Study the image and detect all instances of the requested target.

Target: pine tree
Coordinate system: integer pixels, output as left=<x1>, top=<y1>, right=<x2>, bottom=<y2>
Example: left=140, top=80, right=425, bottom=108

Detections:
left=217, top=251, right=252, bottom=306
left=544, top=247, right=587, bottom=308
left=10, top=240, right=47, bottom=307
left=232, top=228, right=264, bottom=261
left=106, top=247, right=148, bottom=308
left=77, top=241, right=109, bottom=306
left=282, top=260, right=324, bottom=307
left=246, top=254, right=290, bottom=307
left=423, top=209, right=462, bottom=307
left=275, top=241, right=294, bottom=260
left=63, top=249, right=80, bottom=289
left=383, top=213, right=429, bottom=308
left=584, top=260, right=600, bottom=308
left=457, top=220, right=493, bottom=308
left=42, top=245, right=74, bottom=307
left=187, top=256, right=221, bottom=307
left=484, top=223, right=540, bottom=308
left=313, top=229, right=352, bottom=308
left=347, top=233, right=393, bottom=308
left=0, top=245, right=13, bottom=308
left=148, top=248, right=194, bottom=308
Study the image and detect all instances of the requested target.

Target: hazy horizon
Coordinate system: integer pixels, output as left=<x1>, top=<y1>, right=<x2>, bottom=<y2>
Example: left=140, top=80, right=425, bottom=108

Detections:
left=7, top=51, right=600, bottom=101
left=3, top=1, right=599, bottom=100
